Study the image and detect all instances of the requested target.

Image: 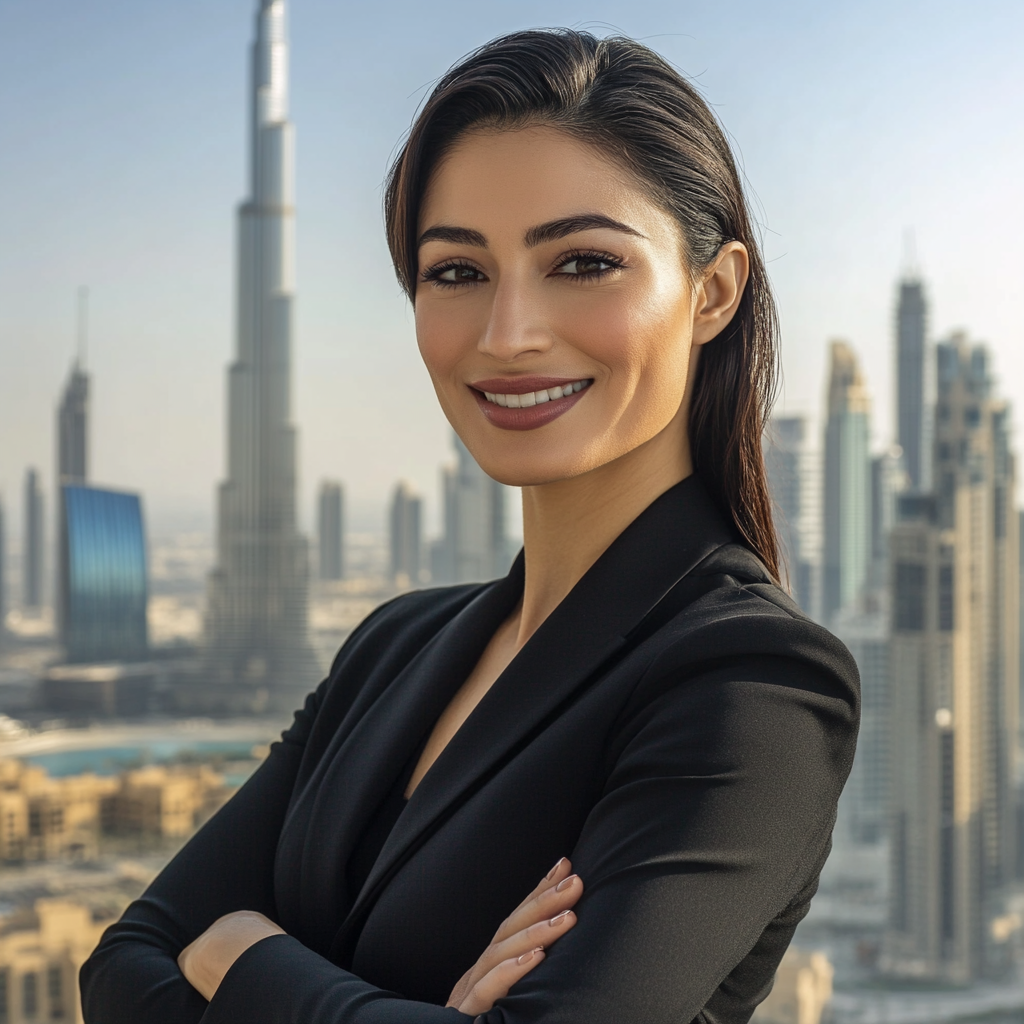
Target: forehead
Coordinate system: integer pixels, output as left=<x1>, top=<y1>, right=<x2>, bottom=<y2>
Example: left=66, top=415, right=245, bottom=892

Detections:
left=420, top=125, right=667, bottom=236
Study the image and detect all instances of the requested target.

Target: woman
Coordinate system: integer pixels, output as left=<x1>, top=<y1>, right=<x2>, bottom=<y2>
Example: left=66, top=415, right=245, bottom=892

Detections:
left=82, top=29, right=858, bottom=1024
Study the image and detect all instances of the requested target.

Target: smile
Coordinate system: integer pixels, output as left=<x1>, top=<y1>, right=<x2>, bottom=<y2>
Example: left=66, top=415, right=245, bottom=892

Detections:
left=482, top=380, right=591, bottom=408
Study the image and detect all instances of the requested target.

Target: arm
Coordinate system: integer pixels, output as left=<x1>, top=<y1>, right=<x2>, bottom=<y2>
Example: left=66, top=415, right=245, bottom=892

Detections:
left=194, top=645, right=857, bottom=1023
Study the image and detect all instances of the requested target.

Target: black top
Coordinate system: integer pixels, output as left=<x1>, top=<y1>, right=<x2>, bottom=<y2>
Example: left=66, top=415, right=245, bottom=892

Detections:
left=81, top=476, right=860, bottom=1024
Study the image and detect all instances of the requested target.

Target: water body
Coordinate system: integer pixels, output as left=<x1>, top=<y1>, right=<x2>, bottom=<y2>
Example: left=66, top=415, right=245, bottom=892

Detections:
left=26, top=740, right=264, bottom=781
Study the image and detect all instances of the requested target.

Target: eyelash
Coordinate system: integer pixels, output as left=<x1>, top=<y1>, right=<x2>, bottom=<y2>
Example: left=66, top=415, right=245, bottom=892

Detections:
left=420, top=249, right=627, bottom=289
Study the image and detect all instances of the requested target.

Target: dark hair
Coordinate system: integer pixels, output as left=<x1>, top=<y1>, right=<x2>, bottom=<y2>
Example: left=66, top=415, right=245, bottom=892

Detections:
left=384, top=28, right=781, bottom=580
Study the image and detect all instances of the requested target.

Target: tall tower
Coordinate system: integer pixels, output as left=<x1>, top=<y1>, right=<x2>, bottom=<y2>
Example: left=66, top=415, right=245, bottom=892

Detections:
left=58, top=289, right=90, bottom=487
left=22, top=469, right=44, bottom=611
left=205, top=0, right=315, bottom=706
left=431, top=433, right=514, bottom=585
left=317, top=481, right=344, bottom=581
left=389, top=481, right=423, bottom=588
left=823, top=340, right=871, bottom=623
left=896, top=278, right=928, bottom=491
left=884, top=335, right=1019, bottom=981
left=764, top=415, right=818, bottom=618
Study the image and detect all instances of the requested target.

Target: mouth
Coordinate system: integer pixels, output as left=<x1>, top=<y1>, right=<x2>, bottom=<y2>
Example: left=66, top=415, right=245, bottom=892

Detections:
left=477, top=378, right=592, bottom=408
left=468, top=377, right=594, bottom=431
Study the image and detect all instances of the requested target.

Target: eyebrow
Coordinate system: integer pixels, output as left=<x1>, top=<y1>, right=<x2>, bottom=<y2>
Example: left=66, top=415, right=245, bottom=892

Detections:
left=416, top=213, right=645, bottom=251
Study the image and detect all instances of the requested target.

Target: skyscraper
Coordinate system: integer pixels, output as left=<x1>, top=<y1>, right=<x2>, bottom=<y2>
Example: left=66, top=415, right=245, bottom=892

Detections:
left=883, top=335, right=1019, bottom=982
left=764, top=415, right=817, bottom=617
left=317, top=481, right=344, bottom=581
left=204, top=0, right=315, bottom=705
left=22, top=469, right=44, bottom=611
left=431, top=433, right=514, bottom=585
left=869, top=445, right=907, bottom=591
left=389, top=482, right=422, bottom=588
left=823, top=341, right=871, bottom=623
left=896, top=278, right=929, bottom=491
left=57, top=362, right=88, bottom=485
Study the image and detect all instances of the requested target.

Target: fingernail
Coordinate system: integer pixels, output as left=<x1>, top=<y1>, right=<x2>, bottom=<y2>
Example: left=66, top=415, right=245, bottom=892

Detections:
left=549, top=909, right=573, bottom=926
left=517, top=946, right=544, bottom=964
left=555, top=875, right=576, bottom=893
left=546, top=858, right=565, bottom=880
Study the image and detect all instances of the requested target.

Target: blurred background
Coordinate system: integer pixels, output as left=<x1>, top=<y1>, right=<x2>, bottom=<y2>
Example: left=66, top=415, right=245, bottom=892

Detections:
left=0, top=1, right=1022, bottom=1021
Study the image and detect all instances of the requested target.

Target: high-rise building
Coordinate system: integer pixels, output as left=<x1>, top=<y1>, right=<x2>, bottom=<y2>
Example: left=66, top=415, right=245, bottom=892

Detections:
left=431, top=433, right=514, bottom=585
left=896, top=278, right=929, bottom=491
left=57, top=362, right=88, bottom=486
left=823, top=341, right=871, bottom=624
left=56, top=352, right=91, bottom=650
left=389, top=482, right=423, bottom=588
left=58, top=486, right=148, bottom=664
left=869, top=445, right=907, bottom=591
left=22, top=469, right=44, bottom=611
left=204, top=0, right=315, bottom=706
left=883, top=335, right=1019, bottom=982
left=317, top=481, right=344, bottom=581
left=764, top=415, right=818, bottom=617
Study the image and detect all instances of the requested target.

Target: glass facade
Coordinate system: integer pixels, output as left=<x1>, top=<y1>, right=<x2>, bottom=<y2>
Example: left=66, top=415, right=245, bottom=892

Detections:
left=59, top=485, right=148, bottom=663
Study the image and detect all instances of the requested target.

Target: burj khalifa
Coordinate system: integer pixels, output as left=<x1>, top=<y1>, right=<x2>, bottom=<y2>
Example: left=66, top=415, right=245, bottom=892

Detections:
left=204, top=0, right=316, bottom=708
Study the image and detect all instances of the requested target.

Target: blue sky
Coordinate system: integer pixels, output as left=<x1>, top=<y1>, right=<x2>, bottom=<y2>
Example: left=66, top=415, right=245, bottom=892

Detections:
left=1, top=0, right=1021, bottom=535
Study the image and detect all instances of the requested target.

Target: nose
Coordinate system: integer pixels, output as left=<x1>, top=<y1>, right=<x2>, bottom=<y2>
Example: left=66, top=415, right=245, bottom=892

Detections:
left=477, top=275, right=553, bottom=363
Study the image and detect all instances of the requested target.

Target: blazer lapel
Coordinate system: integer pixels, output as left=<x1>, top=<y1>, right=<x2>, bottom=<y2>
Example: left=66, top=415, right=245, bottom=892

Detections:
left=330, top=475, right=736, bottom=961
left=280, top=570, right=520, bottom=953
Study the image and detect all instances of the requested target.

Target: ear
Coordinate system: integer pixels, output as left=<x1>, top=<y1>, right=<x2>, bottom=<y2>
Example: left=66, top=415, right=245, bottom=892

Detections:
left=692, top=242, right=749, bottom=346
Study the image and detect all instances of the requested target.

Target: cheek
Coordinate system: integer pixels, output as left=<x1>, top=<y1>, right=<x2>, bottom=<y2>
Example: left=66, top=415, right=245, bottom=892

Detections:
left=414, top=304, right=470, bottom=384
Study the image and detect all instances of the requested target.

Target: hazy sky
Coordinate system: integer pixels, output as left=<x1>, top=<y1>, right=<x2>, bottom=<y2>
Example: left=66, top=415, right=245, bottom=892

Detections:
left=1, top=0, right=1021, bottom=538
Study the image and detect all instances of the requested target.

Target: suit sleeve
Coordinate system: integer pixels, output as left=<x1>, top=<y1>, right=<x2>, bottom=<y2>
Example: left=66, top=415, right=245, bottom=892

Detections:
left=190, top=619, right=859, bottom=1024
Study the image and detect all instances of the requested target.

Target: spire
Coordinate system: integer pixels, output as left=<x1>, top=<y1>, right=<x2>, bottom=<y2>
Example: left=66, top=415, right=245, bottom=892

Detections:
left=76, top=286, right=88, bottom=369
left=254, top=0, right=288, bottom=127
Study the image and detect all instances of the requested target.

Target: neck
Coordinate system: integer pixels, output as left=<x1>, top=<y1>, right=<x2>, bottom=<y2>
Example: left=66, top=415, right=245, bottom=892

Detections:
left=513, top=407, right=692, bottom=646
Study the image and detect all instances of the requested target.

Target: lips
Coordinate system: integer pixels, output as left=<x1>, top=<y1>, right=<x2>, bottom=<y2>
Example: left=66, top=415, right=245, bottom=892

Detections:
left=469, top=377, right=594, bottom=431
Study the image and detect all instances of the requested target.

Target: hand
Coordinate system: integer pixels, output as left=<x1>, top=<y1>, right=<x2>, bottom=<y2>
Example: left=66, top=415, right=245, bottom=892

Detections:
left=447, top=858, right=583, bottom=1017
left=178, top=910, right=286, bottom=1001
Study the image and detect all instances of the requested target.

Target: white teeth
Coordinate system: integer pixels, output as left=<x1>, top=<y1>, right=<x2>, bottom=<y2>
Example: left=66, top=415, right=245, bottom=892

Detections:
left=480, top=379, right=591, bottom=408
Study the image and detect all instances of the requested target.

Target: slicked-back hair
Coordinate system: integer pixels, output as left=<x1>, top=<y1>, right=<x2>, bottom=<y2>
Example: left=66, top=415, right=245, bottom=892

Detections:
left=384, top=29, right=781, bottom=581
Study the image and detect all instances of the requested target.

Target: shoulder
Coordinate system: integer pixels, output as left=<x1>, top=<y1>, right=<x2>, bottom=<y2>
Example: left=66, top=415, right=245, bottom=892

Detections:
left=623, top=542, right=860, bottom=740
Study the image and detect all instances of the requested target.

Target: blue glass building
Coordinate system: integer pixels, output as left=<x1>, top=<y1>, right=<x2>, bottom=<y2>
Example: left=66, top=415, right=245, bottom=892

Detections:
left=59, top=485, right=148, bottom=663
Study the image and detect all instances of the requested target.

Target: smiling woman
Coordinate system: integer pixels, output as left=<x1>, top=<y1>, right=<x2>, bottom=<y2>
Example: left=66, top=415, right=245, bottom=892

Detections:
left=81, top=28, right=859, bottom=1024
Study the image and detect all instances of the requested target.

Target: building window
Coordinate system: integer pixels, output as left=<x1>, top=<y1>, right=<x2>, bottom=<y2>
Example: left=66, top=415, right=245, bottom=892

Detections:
left=895, top=563, right=927, bottom=631
left=938, top=565, right=954, bottom=632
left=47, top=965, right=63, bottom=1020
left=23, top=972, right=38, bottom=1019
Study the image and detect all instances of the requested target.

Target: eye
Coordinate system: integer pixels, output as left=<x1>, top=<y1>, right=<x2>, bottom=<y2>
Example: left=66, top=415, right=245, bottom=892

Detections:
left=422, top=261, right=487, bottom=287
left=552, top=251, right=624, bottom=279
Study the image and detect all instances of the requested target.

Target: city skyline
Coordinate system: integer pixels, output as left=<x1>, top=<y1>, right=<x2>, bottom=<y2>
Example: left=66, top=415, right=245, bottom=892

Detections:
left=1, top=0, right=1021, bottom=539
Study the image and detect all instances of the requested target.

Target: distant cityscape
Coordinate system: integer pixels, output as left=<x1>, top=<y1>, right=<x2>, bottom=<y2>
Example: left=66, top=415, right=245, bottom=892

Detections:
left=0, top=1, right=1021, bottom=1023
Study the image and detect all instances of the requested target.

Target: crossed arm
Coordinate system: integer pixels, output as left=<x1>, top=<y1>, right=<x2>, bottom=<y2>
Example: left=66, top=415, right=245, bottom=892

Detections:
left=177, top=858, right=583, bottom=1015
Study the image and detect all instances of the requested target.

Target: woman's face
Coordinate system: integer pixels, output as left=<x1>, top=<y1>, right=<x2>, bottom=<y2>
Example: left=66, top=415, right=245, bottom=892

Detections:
left=415, top=125, right=743, bottom=487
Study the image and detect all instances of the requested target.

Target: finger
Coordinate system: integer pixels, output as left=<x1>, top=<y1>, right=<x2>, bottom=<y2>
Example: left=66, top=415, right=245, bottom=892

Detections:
left=491, top=871, right=583, bottom=947
left=455, top=900, right=581, bottom=1003
left=503, top=858, right=572, bottom=926
left=457, top=948, right=547, bottom=1017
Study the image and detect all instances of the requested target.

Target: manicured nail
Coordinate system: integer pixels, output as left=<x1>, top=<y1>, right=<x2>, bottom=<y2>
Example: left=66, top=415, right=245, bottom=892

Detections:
left=518, top=947, right=544, bottom=964
left=555, top=875, right=576, bottom=893
left=546, top=858, right=565, bottom=880
left=549, top=910, right=573, bottom=926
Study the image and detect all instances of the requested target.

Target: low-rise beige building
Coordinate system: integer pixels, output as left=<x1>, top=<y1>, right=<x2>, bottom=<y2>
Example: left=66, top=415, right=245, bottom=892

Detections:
left=0, top=899, right=110, bottom=1024
left=0, top=758, right=226, bottom=862
left=752, top=947, right=833, bottom=1024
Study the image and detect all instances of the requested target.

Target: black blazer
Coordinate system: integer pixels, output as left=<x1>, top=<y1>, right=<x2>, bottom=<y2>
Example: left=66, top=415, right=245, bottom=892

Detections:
left=81, top=477, right=859, bottom=1024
